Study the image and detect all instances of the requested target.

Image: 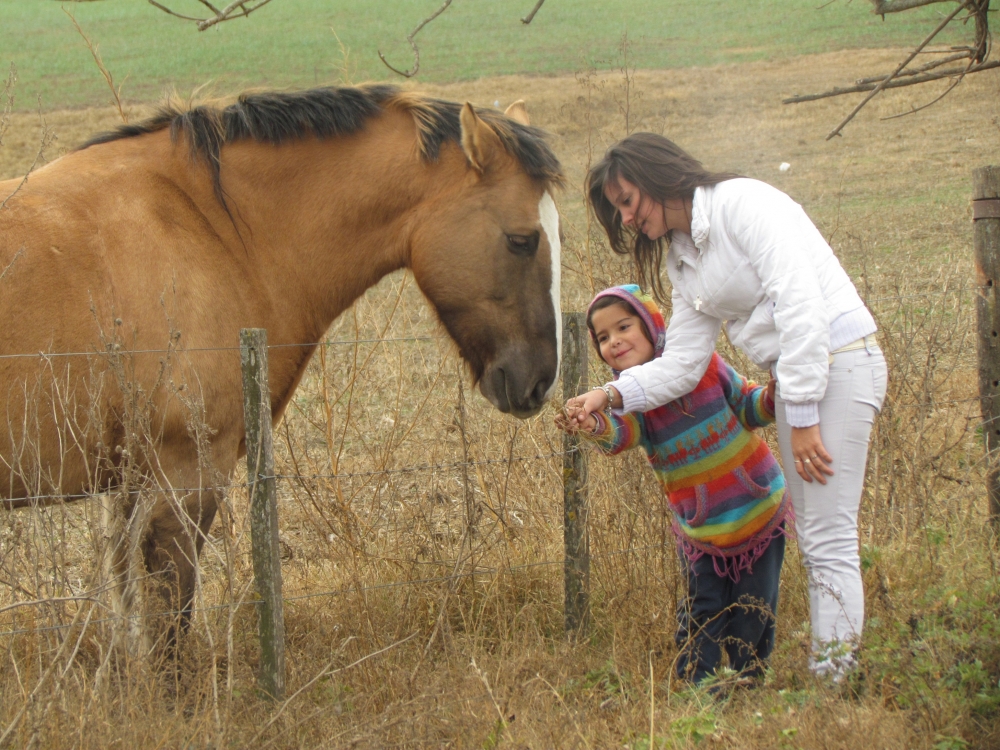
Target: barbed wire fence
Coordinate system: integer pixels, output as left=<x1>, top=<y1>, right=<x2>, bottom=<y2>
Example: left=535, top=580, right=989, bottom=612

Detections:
left=0, top=260, right=995, bottom=702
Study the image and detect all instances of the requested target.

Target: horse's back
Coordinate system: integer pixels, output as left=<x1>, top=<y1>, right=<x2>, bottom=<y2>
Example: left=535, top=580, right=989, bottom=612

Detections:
left=0, top=136, right=248, bottom=498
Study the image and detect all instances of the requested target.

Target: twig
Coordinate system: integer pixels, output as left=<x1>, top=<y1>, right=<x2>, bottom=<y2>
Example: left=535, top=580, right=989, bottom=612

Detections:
left=521, top=0, right=547, bottom=24
left=880, top=56, right=974, bottom=120
left=145, top=0, right=277, bottom=30
left=0, top=63, right=15, bottom=148
left=0, top=103, right=55, bottom=213
left=0, top=247, right=24, bottom=285
left=378, top=0, right=454, bottom=78
left=249, top=632, right=419, bottom=747
left=873, top=0, right=953, bottom=12
left=825, top=0, right=977, bottom=138
left=63, top=9, right=129, bottom=124
left=784, top=59, right=1000, bottom=103
left=854, top=51, right=971, bottom=84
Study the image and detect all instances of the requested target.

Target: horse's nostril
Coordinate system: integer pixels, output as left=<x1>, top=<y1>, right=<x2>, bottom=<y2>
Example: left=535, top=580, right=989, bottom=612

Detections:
left=532, top=378, right=549, bottom=405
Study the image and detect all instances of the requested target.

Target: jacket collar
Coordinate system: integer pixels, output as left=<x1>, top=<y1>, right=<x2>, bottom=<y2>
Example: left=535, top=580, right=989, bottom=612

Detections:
left=690, top=185, right=711, bottom=250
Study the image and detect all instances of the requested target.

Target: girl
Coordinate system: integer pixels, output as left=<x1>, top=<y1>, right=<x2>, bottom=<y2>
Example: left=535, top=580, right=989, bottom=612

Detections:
left=558, top=284, right=789, bottom=684
left=568, top=133, right=887, bottom=680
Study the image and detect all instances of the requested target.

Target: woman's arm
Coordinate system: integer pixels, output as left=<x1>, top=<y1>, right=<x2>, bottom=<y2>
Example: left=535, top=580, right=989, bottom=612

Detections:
left=566, top=290, right=719, bottom=423
left=614, top=288, right=721, bottom=412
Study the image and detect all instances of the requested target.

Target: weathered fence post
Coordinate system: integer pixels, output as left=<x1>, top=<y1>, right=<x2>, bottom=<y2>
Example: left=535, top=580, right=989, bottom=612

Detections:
left=975, top=168, right=1000, bottom=531
left=240, top=328, right=286, bottom=699
left=562, top=312, right=590, bottom=635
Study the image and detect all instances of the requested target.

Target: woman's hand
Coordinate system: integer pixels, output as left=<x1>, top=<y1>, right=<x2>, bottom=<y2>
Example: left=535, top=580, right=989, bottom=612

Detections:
left=790, top=425, right=834, bottom=484
left=564, top=387, right=617, bottom=426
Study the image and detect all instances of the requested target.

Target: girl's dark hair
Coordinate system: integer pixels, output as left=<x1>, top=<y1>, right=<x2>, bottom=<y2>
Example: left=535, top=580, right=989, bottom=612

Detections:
left=586, top=296, right=652, bottom=363
left=586, top=133, right=740, bottom=305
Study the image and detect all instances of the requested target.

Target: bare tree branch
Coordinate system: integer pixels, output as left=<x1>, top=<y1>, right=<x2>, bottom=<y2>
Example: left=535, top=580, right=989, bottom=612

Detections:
left=378, top=0, right=454, bottom=78
left=872, top=0, right=954, bottom=14
left=880, top=67, right=969, bottom=119
left=786, top=0, right=983, bottom=138
left=824, top=0, right=974, bottom=138
left=854, top=50, right=970, bottom=84
left=146, top=0, right=277, bottom=31
left=521, top=0, right=547, bottom=24
left=784, top=59, right=1000, bottom=102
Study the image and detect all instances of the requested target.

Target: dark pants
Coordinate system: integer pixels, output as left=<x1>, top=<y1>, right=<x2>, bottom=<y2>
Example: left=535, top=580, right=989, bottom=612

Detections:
left=675, top=532, right=785, bottom=684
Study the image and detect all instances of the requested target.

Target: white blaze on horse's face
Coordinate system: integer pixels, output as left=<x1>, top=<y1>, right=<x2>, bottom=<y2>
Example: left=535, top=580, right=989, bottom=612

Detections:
left=539, top=191, right=561, bottom=401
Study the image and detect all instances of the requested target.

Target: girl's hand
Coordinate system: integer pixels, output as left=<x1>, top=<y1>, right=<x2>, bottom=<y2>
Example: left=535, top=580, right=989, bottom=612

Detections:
left=790, top=425, right=834, bottom=484
left=555, top=408, right=596, bottom=434
left=564, top=387, right=615, bottom=426
left=766, top=378, right=776, bottom=405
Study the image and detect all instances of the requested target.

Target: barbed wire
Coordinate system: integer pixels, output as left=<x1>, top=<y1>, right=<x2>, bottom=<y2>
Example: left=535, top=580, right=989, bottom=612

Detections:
left=0, top=541, right=668, bottom=640
left=0, top=285, right=977, bottom=361
left=0, top=449, right=577, bottom=505
left=0, top=335, right=447, bottom=361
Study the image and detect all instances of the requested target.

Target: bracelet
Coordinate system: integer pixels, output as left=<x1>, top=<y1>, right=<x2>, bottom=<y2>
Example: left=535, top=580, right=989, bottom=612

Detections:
left=598, top=384, right=616, bottom=411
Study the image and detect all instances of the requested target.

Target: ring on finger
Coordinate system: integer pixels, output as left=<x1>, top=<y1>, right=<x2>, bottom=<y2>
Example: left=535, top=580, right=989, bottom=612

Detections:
left=803, top=458, right=811, bottom=464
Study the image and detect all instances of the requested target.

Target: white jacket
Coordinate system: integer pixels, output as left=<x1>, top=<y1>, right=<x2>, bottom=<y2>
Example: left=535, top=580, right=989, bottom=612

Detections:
left=613, top=178, right=875, bottom=427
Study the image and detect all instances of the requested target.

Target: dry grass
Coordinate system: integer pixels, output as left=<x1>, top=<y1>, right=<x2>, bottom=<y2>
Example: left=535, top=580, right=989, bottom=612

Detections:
left=1, top=49, right=1000, bottom=748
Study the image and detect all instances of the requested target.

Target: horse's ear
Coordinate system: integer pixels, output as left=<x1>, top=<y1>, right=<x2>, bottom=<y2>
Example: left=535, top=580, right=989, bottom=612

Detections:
left=460, top=102, right=502, bottom=175
left=504, top=100, right=530, bottom=126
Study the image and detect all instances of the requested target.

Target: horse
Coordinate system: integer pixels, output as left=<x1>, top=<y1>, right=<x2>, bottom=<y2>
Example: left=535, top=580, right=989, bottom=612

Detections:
left=0, top=84, right=563, bottom=651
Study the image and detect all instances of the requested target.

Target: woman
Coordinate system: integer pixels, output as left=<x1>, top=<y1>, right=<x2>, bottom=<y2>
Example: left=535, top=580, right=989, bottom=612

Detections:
left=568, top=132, right=887, bottom=680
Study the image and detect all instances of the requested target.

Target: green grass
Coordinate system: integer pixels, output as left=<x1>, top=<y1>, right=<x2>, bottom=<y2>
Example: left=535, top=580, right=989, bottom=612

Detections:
left=0, top=0, right=975, bottom=110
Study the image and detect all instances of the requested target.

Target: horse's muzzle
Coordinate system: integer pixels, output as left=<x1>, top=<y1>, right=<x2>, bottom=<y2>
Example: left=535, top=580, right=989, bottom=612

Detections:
left=480, top=355, right=556, bottom=419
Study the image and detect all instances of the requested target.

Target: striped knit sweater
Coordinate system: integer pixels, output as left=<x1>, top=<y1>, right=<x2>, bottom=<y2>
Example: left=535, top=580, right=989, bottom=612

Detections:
left=588, top=351, right=790, bottom=580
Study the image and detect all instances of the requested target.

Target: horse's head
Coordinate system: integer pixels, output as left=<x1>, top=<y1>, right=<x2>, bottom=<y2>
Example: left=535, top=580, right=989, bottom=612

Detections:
left=410, top=101, right=562, bottom=419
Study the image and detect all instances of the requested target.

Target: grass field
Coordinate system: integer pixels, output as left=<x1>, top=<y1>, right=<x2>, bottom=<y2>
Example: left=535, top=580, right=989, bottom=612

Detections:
left=2, top=0, right=1000, bottom=745
left=0, top=0, right=975, bottom=110
left=1, top=44, right=1000, bottom=747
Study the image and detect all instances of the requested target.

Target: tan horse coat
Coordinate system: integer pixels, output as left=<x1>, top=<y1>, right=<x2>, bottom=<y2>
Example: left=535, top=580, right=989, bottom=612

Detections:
left=0, top=87, right=562, bottom=646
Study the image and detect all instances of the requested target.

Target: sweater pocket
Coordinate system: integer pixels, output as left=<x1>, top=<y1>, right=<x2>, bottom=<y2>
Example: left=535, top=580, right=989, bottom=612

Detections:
left=734, top=466, right=771, bottom=499
left=678, top=485, right=710, bottom=528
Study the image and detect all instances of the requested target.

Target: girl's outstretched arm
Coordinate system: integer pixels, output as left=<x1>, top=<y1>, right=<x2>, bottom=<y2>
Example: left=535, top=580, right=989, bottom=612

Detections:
left=586, top=410, right=645, bottom=456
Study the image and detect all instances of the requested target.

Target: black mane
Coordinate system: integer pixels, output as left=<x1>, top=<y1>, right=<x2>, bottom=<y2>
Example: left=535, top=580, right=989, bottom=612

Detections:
left=80, top=84, right=564, bottom=192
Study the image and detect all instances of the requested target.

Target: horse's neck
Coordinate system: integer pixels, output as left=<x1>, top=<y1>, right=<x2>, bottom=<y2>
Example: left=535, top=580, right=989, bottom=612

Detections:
left=212, top=113, right=447, bottom=339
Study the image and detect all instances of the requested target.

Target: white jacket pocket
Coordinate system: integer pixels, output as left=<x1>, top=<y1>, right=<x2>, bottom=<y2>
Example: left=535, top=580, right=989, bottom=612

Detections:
left=727, top=299, right=781, bottom=368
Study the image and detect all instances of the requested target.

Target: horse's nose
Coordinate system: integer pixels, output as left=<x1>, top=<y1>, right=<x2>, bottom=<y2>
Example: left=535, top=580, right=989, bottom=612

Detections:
left=530, top=375, right=551, bottom=407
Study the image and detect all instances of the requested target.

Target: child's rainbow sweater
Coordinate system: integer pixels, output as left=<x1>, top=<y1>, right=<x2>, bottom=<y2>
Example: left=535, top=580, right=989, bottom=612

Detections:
left=588, top=352, right=789, bottom=580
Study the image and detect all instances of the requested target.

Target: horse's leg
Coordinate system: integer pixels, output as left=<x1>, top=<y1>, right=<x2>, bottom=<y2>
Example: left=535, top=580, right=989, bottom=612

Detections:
left=142, top=486, right=220, bottom=657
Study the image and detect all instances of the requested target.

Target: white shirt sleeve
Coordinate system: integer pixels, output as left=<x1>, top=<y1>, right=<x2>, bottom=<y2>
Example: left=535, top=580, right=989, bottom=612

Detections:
left=612, top=285, right=721, bottom=413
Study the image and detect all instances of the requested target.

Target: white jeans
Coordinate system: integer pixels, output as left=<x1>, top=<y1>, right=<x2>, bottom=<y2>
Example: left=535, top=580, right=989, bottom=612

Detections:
left=774, top=343, right=887, bottom=676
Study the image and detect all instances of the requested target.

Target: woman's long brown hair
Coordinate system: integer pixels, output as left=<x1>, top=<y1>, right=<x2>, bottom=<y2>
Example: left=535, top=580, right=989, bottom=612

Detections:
left=586, top=132, right=739, bottom=305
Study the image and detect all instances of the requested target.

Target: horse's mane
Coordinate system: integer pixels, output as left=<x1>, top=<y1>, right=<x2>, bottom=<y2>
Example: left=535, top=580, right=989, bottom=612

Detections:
left=79, top=84, right=564, bottom=194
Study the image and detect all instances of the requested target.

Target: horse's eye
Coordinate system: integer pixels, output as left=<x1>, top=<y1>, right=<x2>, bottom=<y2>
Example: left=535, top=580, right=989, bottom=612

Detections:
left=505, top=232, right=539, bottom=256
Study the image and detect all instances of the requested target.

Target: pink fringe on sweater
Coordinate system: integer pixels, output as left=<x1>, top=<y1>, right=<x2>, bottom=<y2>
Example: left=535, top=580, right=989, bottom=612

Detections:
left=675, top=494, right=796, bottom=583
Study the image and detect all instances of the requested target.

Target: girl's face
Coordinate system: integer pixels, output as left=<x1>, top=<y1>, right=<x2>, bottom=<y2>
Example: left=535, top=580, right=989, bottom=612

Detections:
left=603, top=176, right=690, bottom=239
left=590, top=303, right=654, bottom=371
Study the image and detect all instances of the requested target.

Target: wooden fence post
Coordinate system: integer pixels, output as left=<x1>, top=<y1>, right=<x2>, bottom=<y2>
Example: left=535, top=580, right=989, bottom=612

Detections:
left=975, top=167, right=1000, bottom=531
left=562, top=312, right=590, bottom=635
left=240, top=328, right=286, bottom=699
